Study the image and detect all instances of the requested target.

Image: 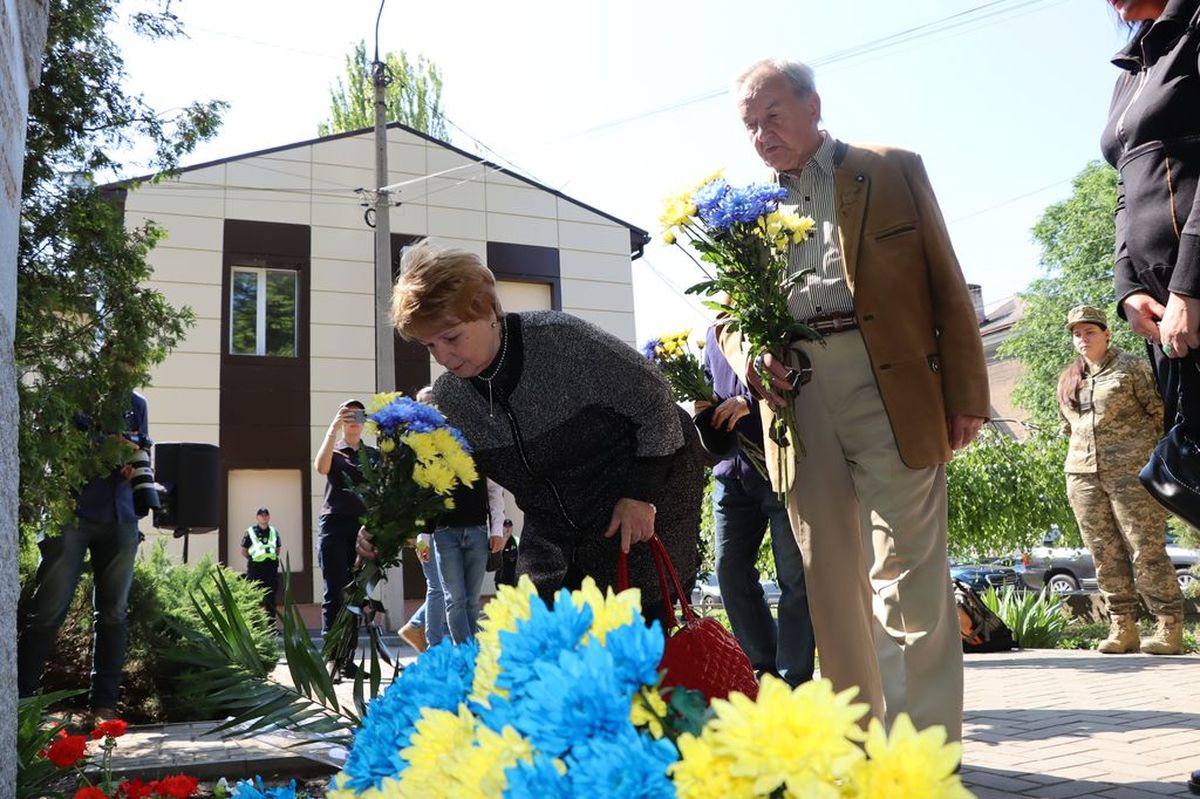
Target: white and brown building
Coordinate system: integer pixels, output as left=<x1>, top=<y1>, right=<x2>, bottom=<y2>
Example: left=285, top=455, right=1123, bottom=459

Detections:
left=116, top=123, right=649, bottom=614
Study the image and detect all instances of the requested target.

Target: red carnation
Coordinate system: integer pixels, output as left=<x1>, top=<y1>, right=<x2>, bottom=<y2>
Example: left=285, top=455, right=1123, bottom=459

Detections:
left=91, top=719, right=129, bottom=740
left=118, top=778, right=153, bottom=799
left=74, top=787, right=109, bottom=799
left=46, top=733, right=89, bottom=767
left=150, top=774, right=199, bottom=798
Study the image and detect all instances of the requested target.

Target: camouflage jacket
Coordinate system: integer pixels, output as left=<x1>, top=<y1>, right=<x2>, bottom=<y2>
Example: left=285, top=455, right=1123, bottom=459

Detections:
left=1059, top=348, right=1163, bottom=474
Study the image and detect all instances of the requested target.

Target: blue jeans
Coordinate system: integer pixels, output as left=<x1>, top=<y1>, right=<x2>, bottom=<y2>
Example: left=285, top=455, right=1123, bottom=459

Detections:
left=318, top=514, right=359, bottom=634
left=432, top=525, right=489, bottom=644
left=406, top=554, right=448, bottom=647
left=713, top=470, right=815, bottom=685
left=18, top=519, right=141, bottom=708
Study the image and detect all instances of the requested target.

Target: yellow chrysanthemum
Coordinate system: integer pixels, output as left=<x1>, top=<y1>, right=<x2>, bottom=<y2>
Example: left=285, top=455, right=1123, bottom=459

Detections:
left=849, top=714, right=971, bottom=799
left=570, top=577, right=641, bottom=644
left=789, top=214, right=816, bottom=242
left=393, top=705, right=534, bottom=799
left=471, top=577, right=539, bottom=704
left=669, top=733, right=758, bottom=799
left=403, top=431, right=439, bottom=464
left=701, top=675, right=868, bottom=794
left=442, top=446, right=479, bottom=486
left=413, top=461, right=456, bottom=495
left=366, top=391, right=405, bottom=415
left=630, top=687, right=668, bottom=739
left=659, top=191, right=696, bottom=232
left=378, top=437, right=396, bottom=454
left=664, top=230, right=676, bottom=245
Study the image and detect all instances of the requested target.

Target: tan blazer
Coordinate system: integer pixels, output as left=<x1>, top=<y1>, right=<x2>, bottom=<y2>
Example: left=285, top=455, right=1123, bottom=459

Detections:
left=720, top=141, right=990, bottom=491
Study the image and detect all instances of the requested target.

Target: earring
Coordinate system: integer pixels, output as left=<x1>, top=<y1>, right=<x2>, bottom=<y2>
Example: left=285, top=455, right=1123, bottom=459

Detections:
left=491, top=321, right=497, bottom=328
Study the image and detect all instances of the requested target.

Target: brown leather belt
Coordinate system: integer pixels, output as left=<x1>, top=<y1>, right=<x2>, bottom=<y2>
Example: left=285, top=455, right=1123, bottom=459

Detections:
left=802, top=311, right=858, bottom=334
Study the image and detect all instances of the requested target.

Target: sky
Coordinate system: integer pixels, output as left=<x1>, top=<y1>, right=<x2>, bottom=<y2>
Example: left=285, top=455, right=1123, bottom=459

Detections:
left=113, top=0, right=1128, bottom=343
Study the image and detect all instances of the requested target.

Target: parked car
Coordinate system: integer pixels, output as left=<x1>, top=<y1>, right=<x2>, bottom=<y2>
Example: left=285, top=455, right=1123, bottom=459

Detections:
left=1020, top=527, right=1200, bottom=593
left=689, top=573, right=781, bottom=609
left=950, top=562, right=1025, bottom=594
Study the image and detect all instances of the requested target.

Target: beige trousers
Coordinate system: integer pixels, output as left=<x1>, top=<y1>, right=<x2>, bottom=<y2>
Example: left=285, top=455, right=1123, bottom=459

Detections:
left=786, top=330, right=962, bottom=741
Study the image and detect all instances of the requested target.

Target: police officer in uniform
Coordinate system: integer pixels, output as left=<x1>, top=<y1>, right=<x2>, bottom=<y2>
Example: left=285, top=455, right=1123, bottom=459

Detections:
left=1057, top=305, right=1184, bottom=654
left=241, top=507, right=281, bottom=622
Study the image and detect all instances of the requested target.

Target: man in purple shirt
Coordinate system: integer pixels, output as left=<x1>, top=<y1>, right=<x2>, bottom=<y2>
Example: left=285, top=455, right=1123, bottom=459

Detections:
left=702, top=324, right=814, bottom=685
left=18, top=391, right=149, bottom=718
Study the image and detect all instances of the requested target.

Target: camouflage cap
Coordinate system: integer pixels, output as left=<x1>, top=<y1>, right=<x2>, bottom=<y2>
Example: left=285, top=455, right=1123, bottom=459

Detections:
left=1065, top=305, right=1107, bottom=331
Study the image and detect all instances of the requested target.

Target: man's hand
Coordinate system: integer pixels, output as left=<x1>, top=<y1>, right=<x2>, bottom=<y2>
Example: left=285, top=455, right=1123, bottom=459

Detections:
left=489, top=536, right=505, bottom=554
left=1123, top=292, right=1166, bottom=343
left=604, top=498, right=656, bottom=554
left=948, top=415, right=986, bottom=451
left=710, top=396, right=751, bottom=431
left=119, top=464, right=135, bottom=481
left=745, top=351, right=793, bottom=409
left=1159, top=292, right=1200, bottom=359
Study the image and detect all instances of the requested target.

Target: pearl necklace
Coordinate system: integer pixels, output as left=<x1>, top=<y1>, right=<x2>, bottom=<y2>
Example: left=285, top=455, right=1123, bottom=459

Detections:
left=476, top=316, right=508, bottom=417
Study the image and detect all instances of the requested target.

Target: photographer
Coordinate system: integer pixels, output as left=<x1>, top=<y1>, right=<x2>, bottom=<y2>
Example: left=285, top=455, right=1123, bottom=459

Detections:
left=18, top=391, right=150, bottom=721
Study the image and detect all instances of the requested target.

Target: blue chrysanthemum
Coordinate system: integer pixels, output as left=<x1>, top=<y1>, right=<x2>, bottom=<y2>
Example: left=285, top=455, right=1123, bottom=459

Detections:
left=496, top=589, right=593, bottom=694
left=498, top=643, right=633, bottom=757
left=503, top=754, right=571, bottom=799
left=640, top=338, right=661, bottom=362
left=369, top=396, right=449, bottom=436
left=338, top=640, right=478, bottom=793
left=603, top=618, right=665, bottom=692
left=564, top=728, right=678, bottom=798
left=231, top=776, right=297, bottom=799
left=695, top=180, right=786, bottom=230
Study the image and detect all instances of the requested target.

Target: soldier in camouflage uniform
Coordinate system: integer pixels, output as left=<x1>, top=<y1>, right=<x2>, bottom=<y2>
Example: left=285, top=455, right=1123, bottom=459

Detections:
left=1058, top=305, right=1184, bottom=654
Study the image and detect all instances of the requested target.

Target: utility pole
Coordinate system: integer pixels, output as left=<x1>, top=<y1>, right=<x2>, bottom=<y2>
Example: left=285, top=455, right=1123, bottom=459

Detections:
left=371, top=51, right=394, bottom=393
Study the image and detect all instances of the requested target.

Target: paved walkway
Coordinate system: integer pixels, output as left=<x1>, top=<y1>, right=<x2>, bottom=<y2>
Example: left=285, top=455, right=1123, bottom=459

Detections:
left=961, top=649, right=1199, bottom=798
left=106, top=647, right=1200, bottom=797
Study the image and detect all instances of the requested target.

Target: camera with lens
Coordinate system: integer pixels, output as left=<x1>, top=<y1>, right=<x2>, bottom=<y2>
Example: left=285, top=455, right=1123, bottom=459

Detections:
left=121, top=426, right=161, bottom=519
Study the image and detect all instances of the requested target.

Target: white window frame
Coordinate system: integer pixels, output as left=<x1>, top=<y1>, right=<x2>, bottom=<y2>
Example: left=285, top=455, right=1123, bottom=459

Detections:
left=229, top=265, right=298, bottom=357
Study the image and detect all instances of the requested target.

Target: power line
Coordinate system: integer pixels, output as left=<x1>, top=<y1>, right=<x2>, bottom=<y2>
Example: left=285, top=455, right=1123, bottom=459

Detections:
left=552, top=0, right=1059, bottom=144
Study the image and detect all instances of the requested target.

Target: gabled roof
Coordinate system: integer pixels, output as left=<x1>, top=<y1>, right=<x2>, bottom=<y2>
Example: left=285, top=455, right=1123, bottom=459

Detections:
left=117, top=121, right=651, bottom=255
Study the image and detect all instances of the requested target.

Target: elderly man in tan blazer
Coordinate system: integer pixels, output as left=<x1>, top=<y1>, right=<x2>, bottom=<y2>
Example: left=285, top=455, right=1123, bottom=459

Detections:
left=721, top=58, right=989, bottom=742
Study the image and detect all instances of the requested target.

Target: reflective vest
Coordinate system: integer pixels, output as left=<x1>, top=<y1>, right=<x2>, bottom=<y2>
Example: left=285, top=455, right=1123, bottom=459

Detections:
left=246, top=525, right=279, bottom=562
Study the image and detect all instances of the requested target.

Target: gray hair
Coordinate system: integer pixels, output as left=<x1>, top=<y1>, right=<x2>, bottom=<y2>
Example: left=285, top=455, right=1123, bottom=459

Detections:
left=734, top=58, right=816, bottom=98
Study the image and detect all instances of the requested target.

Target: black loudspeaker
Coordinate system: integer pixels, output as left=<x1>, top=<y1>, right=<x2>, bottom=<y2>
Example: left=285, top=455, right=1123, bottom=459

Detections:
left=152, top=442, right=220, bottom=534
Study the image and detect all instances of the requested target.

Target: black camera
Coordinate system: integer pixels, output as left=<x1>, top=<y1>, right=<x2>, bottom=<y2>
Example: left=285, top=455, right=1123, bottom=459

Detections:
left=122, top=429, right=161, bottom=518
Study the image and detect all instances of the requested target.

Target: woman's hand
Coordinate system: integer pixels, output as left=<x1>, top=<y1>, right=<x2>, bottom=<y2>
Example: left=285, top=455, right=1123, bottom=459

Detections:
left=604, top=498, right=657, bottom=554
left=1123, top=292, right=1166, bottom=343
left=710, top=396, right=750, bottom=431
left=1158, top=292, right=1200, bottom=359
left=356, top=526, right=377, bottom=562
left=489, top=536, right=505, bottom=554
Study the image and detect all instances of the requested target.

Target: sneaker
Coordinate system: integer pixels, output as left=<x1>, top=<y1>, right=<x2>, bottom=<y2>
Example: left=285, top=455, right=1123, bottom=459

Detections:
left=1187, top=769, right=1200, bottom=795
left=398, top=622, right=428, bottom=653
left=340, top=661, right=361, bottom=680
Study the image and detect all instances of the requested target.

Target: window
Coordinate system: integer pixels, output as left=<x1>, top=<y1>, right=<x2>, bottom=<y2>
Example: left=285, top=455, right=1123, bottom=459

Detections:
left=230, top=266, right=298, bottom=357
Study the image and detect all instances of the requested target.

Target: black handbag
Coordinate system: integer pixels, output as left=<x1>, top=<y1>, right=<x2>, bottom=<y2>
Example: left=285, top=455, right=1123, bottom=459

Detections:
left=1139, top=361, right=1200, bottom=527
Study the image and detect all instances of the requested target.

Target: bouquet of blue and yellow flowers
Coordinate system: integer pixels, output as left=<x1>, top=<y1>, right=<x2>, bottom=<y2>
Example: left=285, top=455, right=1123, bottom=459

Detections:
left=324, top=392, right=478, bottom=673
left=662, top=174, right=822, bottom=490
left=324, top=578, right=973, bottom=799
left=640, top=329, right=713, bottom=405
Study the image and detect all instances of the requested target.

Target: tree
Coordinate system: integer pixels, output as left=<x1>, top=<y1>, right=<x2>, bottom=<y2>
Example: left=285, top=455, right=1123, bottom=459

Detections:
left=318, top=41, right=448, bottom=139
left=17, top=0, right=225, bottom=541
left=947, top=426, right=1080, bottom=557
left=999, top=161, right=1143, bottom=429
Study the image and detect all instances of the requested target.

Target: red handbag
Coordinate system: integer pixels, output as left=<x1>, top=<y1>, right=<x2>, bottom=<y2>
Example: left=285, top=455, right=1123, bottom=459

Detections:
left=617, top=535, right=759, bottom=702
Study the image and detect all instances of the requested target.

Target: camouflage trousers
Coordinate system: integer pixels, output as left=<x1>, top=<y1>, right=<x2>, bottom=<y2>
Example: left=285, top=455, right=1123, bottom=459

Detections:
left=1066, top=470, right=1183, bottom=618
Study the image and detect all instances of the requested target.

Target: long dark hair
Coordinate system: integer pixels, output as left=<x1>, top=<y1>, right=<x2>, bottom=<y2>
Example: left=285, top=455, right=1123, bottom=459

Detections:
left=1057, top=356, right=1089, bottom=413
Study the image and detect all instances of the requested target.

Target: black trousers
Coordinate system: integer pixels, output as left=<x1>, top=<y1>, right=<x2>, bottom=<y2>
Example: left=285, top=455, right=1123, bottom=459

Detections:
left=246, top=560, right=278, bottom=621
left=1146, top=343, right=1200, bottom=433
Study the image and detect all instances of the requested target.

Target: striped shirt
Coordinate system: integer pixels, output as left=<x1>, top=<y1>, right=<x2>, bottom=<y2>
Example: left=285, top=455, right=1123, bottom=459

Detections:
left=778, top=132, right=854, bottom=322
